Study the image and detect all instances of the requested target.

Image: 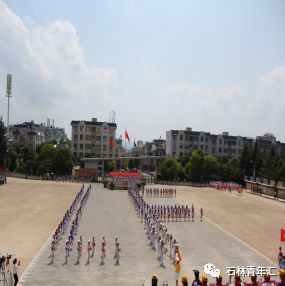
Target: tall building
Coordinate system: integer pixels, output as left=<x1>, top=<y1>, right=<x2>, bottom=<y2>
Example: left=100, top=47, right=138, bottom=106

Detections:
left=255, top=133, right=285, bottom=156
left=9, top=121, right=66, bottom=148
left=71, top=118, right=117, bottom=159
left=166, top=127, right=253, bottom=159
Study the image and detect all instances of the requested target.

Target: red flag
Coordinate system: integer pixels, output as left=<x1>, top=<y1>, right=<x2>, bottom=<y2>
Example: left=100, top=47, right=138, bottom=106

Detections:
left=125, top=130, right=130, bottom=143
left=281, top=229, right=285, bottom=242
left=109, top=138, right=115, bottom=149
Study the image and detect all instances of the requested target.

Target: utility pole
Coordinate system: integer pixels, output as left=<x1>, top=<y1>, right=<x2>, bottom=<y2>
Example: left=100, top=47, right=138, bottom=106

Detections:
left=5, top=74, right=12, bottom=141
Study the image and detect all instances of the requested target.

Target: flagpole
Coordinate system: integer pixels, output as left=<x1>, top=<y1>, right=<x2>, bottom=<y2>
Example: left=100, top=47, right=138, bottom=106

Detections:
left=123, top=129, right=126, bottom=171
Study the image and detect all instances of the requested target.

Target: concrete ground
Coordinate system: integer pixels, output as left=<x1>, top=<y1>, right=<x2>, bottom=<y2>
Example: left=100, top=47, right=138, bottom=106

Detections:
left=171, top=184, right=284, bottom=264
left=0, top=179, right=283, bottom=286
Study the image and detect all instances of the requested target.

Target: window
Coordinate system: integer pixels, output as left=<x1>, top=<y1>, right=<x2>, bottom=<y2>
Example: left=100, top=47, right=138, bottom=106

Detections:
left=179, top=144, right=183, bottom=149
left=73, top=143, right=78, bottom=149
left=219, top=139, right=222, bottom=144
left=212, top=147, right=216, bottom=153
left=179, top=152, right=183, bottom=157
left=80, top=134, right=84, bottom=140
left=180, top=135, right=183, bottom=140
left=96, top=136, right=101, bottom=141
left=103, top=145, right=107, bottom=151
left=212, top=139, right=216, bottom=144
left=73, top=134, right=78, bottom=140
left=80, top=144, right=83, bottom=149
left=200, top=137, right=204, bottom=142
left=173, top=152, right=176, bottom=156
left=205, top=145, right=208, bottom=151
left=219, top=147, right=222, bottom=153
left=224, top=148, right=228, bottom=153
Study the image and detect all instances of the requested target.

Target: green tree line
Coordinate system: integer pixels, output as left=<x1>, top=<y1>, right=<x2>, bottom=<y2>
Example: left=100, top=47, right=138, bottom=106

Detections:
left=5, top=142, right=74, bottom=176
left=158, top=144, right=285, bottom=184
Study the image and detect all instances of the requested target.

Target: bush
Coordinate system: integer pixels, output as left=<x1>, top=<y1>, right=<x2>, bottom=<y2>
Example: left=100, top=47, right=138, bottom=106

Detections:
left=109, top=182, right=115, bottom=190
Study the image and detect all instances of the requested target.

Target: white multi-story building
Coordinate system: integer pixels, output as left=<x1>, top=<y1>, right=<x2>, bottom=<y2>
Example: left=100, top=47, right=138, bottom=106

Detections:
left=9, top=121, right=66, bottom=148
left=166, top=127, right=253, bottom=159
left=71, top=118, right=117, bottom=159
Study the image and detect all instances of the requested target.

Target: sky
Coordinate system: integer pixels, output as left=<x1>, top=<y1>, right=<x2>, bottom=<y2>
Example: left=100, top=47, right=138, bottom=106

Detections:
left=0, top=0, right=285, bottom=142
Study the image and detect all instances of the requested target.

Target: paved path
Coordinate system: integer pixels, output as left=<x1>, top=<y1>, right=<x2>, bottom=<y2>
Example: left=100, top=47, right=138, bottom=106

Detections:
left=19, top=184, right=276, bottom=286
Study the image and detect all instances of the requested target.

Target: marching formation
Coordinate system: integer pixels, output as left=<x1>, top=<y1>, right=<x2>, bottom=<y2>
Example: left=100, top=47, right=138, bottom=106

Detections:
left=210, top=181, right=242, bottom=192
left=65, top=185, right=91, bottom=263
left=51, top=184, right=87, bottom=263
left=142, top=188, right=176, bottom=198
left=49, top=184, right=122, bottom=266
left=128, top=188, right=183, bottom=267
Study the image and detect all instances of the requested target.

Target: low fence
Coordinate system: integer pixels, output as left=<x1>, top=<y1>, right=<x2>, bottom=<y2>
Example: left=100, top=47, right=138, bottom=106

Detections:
left=245, top=178, right=285, bottom=201
left=156, top=180, right=209, bottom=188
left=7, top=173, right=42, bottom=180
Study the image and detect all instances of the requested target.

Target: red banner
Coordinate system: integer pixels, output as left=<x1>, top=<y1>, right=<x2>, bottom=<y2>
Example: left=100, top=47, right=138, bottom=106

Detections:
left=75, top=169, right=96, bottom=176
left=109, top=172, right=140, bottom=177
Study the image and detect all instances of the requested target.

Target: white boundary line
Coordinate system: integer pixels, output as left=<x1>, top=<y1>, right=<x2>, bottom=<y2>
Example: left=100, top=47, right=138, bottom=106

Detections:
left=175, top=196, right=277, bottom=267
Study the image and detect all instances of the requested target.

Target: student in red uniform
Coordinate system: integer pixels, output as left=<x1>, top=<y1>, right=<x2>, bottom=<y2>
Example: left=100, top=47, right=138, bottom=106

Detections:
left=91, top=236, right=96, bottom=257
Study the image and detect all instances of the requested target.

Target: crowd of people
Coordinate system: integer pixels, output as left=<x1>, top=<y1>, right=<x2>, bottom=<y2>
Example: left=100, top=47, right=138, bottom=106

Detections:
left=142, top=188, right=177, bottom=198
left=149, top=268, right=285, bottom=286
left=210, top=181, right=243, bottom=193
left=54, top=175, right=95, bottom=183
left=129, top=187, right=183, bottom=268
left=0, top=253, right=20, bottom=286
left=49, top=184, right=122, bottom=266
left=134, top=188, right=203, bottom=223
left=50, top=184, right=91, bottom=263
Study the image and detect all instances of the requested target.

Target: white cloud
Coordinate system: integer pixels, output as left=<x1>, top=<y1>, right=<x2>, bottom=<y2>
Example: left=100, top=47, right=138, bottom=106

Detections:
left=141, top=61, right=162, bottom=81
left=0, top=1, right=284, bottom=143
left=0, top=0, right=117, bottom=135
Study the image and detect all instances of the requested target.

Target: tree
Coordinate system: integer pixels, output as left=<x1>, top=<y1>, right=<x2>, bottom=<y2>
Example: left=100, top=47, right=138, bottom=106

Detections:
left=239, top=143, right=252, bottom=177
left=0, top=118, right=7, bottom=166
left=277, top=160, right=285, bottom=182
left=53, top=147, right=73, bottom=175
left=262, top=147, right=278, bottom=182
left=158, top=158, right=183, bottom=181
left=104, top=160, right=116, bottom=173
left=185, top=150, right=205, bottom=182
left=204, top=155, right=219, bottom=181
left=37, top=143, right=57, bottom=175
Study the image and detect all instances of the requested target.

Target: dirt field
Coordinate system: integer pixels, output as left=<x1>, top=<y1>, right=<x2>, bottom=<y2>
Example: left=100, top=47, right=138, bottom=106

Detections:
left=169, top=184, right=284, bottom=263
left=0, top=177, right=80, bottom=274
